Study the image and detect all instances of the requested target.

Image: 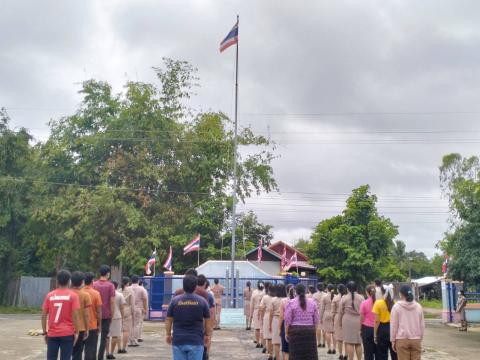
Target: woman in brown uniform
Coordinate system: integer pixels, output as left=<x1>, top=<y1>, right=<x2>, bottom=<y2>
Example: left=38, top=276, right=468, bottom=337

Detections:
left=244, top=281, right=253, bottom=330
left=260, top=283, right=274, bottom=357
left=320, top=284, right=336, bottom=354
left=250, top=281, right=265, bottom=348
left=456, top=290, right=468, bottom=331
left=269, top=284, right=283, bottom=360
left=340, top=281, right=364, bottom=360
left=333, top=283, right=347, bottom=360
left=312, top=282, right=326, bottom=348
left=119, top=277, right=134, bottom=354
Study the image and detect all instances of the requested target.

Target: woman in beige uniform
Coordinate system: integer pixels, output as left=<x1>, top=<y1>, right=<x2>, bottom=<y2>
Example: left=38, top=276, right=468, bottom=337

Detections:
left=320, top=284, right=336, bottom=354
left=119, top=277, right=134, bottom=354
left=250, top=281, right=265, bottom=348
left=244, top=281, right=253, bottom=330
left=260, top=283, right=274, bottom=357
left=270, top=284, right=284, bottom=360
left=340, top=281, right=364, bottom=360
left=312, top=282, right=326, bottom=348
left=333, top=283, right=347, bottom=360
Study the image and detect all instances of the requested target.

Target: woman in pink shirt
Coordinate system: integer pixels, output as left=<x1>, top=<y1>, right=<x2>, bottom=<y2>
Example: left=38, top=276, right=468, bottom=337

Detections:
left=390, top=285, right=425, bottom=360
left=360, top=285, right=377, bottom=360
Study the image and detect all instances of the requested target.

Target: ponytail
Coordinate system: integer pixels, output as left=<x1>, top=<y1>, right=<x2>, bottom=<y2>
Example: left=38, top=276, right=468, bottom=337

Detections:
left=296, top=283, right=307, bottom=310
left=327, top=284, right=335, bottom=301
left=121, top=276, right=130, bottom=291
left=366, top=285, right=376, bottom=303
left=346, top=281, right=358, bottom=310
left=400, top=284, right=414, bottom=302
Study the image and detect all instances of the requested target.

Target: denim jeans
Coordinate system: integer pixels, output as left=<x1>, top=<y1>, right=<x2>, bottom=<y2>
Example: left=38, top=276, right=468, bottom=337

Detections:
left=47, top=335, right=74, bottom=360
left=172, top=344, right=204, bottom=360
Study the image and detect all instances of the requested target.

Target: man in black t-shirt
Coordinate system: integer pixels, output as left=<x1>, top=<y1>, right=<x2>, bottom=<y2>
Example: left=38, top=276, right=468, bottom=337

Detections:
left=166, top=275, right=211, bottom=360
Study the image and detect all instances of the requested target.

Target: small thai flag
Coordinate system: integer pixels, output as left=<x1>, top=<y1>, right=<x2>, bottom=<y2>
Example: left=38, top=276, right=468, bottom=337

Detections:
left=219, top=20, right=238, bottom=53
left=281, top=244, right=288, bottom=270
left=163, top=246, right=173, bottom=271
left=145, top=249, right=157, bottom=275
left=184, top=234, right=201, bottom=255
left=286, top=251, right=298, bottom=271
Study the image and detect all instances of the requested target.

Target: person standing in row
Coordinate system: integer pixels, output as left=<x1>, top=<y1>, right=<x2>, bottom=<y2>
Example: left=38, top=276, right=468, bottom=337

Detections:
left=456, top=290, right=468, bottom=331
left=374, top=280, right=383, bottom=301
left=360, top=285, right=377, bottom=360
left=106, top=281, right=125, bottom=359
left=319, top=284, right=336, bottom=354
left=340, top=281, right=363, bottom=360
left=93, top=265, right=116, bottom=360
left=284, top=283, right=319, bottom=360
left=166, top=275, right=212, bottom=360
left=260, top=283, right=274, bottom=358
left=244, top=281, right=253, bottom=330
left=71, top=271, right=92, bottom=360
left=119, top=277, right=134, bottom=354
left=41, top=270, right=80, bottom=360
left=332, top=283, right=347, bottom=360
left=130, top=275, right=148, bottom=347
left=373, top=285, right=397, bottom=360
left=270, top=284, right=284, bottom=360
left=390, top=285, right=425, bottom=360
left=279, top=284, right=294, bottom=360
left=83, top=272, right=102, bottom=360
left=312, top=282, right=326, bottom=348
left=211, top=279, right=225, bottom=330
left=250, top=281, right=265, bottom=348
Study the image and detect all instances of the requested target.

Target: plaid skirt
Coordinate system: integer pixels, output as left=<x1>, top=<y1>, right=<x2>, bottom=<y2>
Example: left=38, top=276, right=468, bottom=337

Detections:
left=288, top=325, right=318, bottom=360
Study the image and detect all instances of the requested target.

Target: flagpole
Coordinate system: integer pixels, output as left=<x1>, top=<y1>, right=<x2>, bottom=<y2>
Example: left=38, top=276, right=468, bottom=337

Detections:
left=230, top=14, right=239, bottom=309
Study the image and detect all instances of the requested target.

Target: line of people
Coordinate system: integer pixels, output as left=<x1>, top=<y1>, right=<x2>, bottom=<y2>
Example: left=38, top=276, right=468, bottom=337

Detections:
left=41, top=266, right=148, bottom=360
left=246, top=279, right=425, bottom=360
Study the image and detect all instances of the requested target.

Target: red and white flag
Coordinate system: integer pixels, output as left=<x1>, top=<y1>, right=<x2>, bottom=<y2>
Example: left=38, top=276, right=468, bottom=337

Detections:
left=163, top=246, right=173, bottom=271
left=144, top=249, right=157, bottom=275
left=184, top=234, right=201, bottom=255
left=286, top=251, right=298, bottom=271
left=257, top=236, right=263, bottom=262
left=281, top=244, right=288, bottom=270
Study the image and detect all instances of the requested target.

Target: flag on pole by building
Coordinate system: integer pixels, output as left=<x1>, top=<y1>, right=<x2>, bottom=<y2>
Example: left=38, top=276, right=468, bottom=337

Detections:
left=219, top=20, right=238, bottom=52
left=145, top=248, right=157, bottom=275
left=163, top=246, right=173, bottom=271
left=184, top=234, right=201, bottom=255
left=257, top=236, right=263, bottom=262
left=281, top=244, right=288, bottom=270
left=286, top=251, right=298, bottom=271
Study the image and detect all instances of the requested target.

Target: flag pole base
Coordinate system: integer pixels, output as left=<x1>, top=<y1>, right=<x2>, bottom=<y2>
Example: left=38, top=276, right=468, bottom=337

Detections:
left=164, top=271, right=175, bottom=276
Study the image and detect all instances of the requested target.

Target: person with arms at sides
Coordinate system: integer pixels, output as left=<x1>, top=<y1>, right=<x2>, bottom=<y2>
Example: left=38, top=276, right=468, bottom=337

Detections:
left=319, top=284, right=336, bottom=355
left=374, top=280, right=383, bottom=301
left=260, top=283, right=274, bottom=358
left=243, top=281, right=253, bottom=330
left=279, top=284, right=294, bottom=360
left=269, top=284, right=284, bottom=360
left=130, top=275, right=147, bottom=347
left=197, top=274, right=215, bottom=360
left=390, top=285, right=425, bottom=360
left=284, top=283, right=319, bottom=360
left=71, top=271, right=92, bottom=360
left=83, top=272, right=102, bottom=360
left=456, top=290, right=468, bottom=331
left=250, top=281, right=265, bottom=348
left=93, top=265, right=116, bottom=360
left=373, top=284, right=397, bottom=360
left=332, top=284, right=347, bottom=360
left=41, top=270, right=80, bottom=360
left=119, top=277, right=134, bottom=354
left=138, top=280, right=148, bottom=342
left=211, top=279, right=225, bottom=330
left=174, top=269, right=210, bottom=302
left=166, top=274, right=212, bottom=360
left=360, top=285, right=377, bottom=360
left=307, top=285, right=316, bottom=299
left=312, top=282, right=326, bottom=348
left=339, top=281, right=363, bottom=360
left=106, top=281, right=125, bottom=359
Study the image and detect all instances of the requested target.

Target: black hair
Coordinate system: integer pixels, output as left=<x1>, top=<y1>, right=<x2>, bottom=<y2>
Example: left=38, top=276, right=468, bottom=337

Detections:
left=185, top=268, right=198, bottom=277
left=71, top=271, right=85, bottom=288
left=317, top=282, right=325, bottom=292
left=276, top=284, right=287, bottom=298
left=214, top=278, right=219, bottom=284
left=99, top=265, right=110, bottom=277
left=131, top=275, right=139, bottom=284
left=460, top=290, right=465, bottom=296
left=347, top=281, right=357, bottom=310
left=205, top=279, right=210, bottom=288
left=327, top=284, right=335, bottom=301
left=374, top=279, right=382, bottom=287
left=246, top=281, right=251, bottom=292
left=366, top=285, right=376, bottom=303
left=269, top=284, right=276, bottom=297
left=264, top=282, right=271, bottom=293
left=257, top=281, right=264, bottom=290
left=139, top=280, right=144, bottom=286
left=287, top=284, right=295, bottom=299
left=381, top=285, right=394, bottom=312
left=337, top=283, right=347, bottom=296
left=84, top=272, right=95, bottom=286
left=183, top=275, right=197, bottom=293
left=121, top=276, right=130, bottom=290
left=296, top=283, right=307, bottom=310
left=197, top=274, right=207, bottom=287
left=57, top=270, right=71, bottom=287
left=399, top=284, right=414, bottom=302
left=112, top=280, right=119, bottom=289
left=308, top=285, right=315, bottom=294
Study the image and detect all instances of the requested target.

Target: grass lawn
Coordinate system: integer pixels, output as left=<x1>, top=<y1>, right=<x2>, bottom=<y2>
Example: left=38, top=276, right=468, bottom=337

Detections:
left=0, top=306, right=41, bottom=314
left=420, top=299, right=443, bottom=309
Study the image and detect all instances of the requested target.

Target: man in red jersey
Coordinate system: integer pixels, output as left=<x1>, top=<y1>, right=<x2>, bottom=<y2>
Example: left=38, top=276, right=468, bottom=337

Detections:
left=41, top=269, right=80, bottom=360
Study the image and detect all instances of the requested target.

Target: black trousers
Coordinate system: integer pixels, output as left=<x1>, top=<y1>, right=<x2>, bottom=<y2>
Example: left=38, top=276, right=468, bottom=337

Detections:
left=376, top=322, right=397, bottom=360
left=98, top=319, right=111, bottom=360
left=84, top=329, right=98, bottom=360
left=361, top=325, right=376, bottom=360
left=72, top=331, right=85, bottom=360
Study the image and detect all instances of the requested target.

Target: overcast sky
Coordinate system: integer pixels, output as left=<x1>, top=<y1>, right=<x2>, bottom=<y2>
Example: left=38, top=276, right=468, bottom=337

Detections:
left=3, top=0, right=480, bottom=256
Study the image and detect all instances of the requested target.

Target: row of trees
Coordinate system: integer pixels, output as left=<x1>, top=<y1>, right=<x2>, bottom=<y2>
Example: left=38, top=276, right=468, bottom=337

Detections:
left=0, top=59, right=276, bottom=302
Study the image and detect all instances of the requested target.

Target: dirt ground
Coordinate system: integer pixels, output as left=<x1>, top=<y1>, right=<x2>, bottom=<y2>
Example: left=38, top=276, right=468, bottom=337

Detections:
left=0, top=315, right=478, bottom=359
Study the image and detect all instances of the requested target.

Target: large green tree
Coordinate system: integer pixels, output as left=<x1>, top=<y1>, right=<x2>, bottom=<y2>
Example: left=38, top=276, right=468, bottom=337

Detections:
left=307, top=185, right=401, bottom=285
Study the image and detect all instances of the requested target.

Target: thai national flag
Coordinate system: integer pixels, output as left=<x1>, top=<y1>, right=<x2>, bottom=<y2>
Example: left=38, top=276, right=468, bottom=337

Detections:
left=145, top=249, right=157, bottom=275
left=184, top=234, right=201, bottom=255
left=163, top=246, right=173, bottom=271
left=220, top=20, right=238, bottom=53
left=286, top=251, right=298, bottom=271
left=257, top=236, right=263, bottom=262
left=281, top=244, right=288, bottom=270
